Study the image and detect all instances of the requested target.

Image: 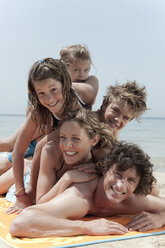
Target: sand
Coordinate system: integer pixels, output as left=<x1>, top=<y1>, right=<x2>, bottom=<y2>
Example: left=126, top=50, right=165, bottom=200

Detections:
left=0, top=170, right=165, bottom=248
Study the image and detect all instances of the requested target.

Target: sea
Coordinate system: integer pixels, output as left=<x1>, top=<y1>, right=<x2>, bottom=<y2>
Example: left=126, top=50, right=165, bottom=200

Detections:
left=0, top=114, right=165, bottom=172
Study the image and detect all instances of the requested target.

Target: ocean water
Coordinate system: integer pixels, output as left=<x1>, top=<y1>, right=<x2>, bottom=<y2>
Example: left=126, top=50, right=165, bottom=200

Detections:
left=0, top=115, right=165, bottom=171
left=120, top=117, right=165, bottom=171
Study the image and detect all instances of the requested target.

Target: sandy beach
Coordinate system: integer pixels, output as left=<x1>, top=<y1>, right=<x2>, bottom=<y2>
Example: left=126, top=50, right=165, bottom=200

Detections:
left=0, top=170, right=164, bottom=248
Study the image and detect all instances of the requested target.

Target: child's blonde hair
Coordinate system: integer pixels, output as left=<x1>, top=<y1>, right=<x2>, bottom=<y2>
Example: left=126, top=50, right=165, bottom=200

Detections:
left=60, top=44, right=92, bottom=67
left=99, top=81, right=148, bottom=121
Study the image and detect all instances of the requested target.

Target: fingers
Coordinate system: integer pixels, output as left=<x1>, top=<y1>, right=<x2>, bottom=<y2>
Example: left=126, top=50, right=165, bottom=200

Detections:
left=5, top=205, right=22, bottom=215
left=127, top=212, right=152, bottom=231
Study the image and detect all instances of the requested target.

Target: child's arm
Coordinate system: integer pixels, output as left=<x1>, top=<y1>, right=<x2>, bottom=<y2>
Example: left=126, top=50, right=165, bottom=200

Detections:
left=6, top=113, right=38, bottom=214
left=73, top=75, right=99, bottom=105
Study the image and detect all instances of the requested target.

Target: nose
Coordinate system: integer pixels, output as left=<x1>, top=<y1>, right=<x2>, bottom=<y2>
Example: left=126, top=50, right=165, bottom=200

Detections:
left=46, top=93, right=53, bottom=101
left=64, top=139, right=73, bottom=149
left=78, top=70, right=84, bottom=78
left=114, top=114, right=122, bottom=123
left=116, top=179, right=126, bottom=191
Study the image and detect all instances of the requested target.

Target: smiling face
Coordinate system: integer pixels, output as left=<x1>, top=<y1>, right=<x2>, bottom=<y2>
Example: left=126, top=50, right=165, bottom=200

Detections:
left=103, top=100, right=134, bottom=132
left=66, top=59, right=90, bottom=82
left=34, top=78, right=64, bottom=117
left=103, top=164, right=140, bottom=205
left=59, top=120, right=96, bottom=166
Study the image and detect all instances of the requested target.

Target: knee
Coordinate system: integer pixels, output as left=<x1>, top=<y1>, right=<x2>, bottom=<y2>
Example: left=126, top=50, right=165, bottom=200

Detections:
left=10, top=208, right=33, bottom=237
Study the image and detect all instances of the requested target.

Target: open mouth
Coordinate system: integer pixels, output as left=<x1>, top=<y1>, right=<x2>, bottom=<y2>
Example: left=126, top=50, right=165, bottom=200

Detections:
left=48, top=101, right=58, bottom=108
left=108, top=120, right=119, bottom=129
left=65, top=151, right=77, bottom=156
left=111, top=186, right=125, bottom=196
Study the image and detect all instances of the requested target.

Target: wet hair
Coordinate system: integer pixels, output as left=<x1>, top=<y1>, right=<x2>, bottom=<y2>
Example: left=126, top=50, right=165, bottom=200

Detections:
left=60, top=44, right=92, bottom=67
left=98, top=81, right=148, bottom=121
left=59, top=109, right=116, bottom=151
left=96, top=142, right=156, bottom=195
left=28, top=58, right=78, bottom=131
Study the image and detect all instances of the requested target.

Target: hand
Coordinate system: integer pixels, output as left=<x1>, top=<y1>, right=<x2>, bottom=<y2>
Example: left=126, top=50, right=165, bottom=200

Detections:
left=66, top=169, right=98, bottom=183
left=74, top=163, right=97, bottom=173
left=126, top=211, right=164, bottom=231
left=5, top=194, right=33, bottom=215
left=85, top=218, right=128, bottom=235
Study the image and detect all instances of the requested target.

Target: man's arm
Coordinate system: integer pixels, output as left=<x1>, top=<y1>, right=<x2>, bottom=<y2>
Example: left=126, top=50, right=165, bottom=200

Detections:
left=10, top=181, right=128, bottom=238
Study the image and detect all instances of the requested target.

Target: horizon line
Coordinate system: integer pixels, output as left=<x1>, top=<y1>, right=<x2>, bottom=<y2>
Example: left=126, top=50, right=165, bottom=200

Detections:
left=0, top=113, right=165, bottom=119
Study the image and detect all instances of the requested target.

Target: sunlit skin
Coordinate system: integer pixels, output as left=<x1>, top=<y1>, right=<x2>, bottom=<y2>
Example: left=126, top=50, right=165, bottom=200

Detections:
left=103, top=164, right=140, bottom=204
left=59, top=121, right=97, bottom=166
left=103, top=100, right=134, bottom=133
left=66, top=59, right=91, bottom=82
left=34, top=78, right=64, bottom=118
left=94, top=164, right=140, bottom=208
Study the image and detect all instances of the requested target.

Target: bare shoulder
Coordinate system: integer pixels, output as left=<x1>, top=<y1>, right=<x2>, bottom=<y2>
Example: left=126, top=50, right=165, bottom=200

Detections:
left=42, top=140, right=63, bottom=170
left=69, top=178, right=98, bottom=199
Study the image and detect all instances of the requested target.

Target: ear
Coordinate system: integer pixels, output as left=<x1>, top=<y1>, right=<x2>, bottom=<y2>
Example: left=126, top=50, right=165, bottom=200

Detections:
left=101, top=99, right=107, bottom=112
left=91, top=134, right=100, bottom=147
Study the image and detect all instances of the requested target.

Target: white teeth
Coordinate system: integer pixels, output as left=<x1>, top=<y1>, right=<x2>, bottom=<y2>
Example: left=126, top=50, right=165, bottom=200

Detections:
left=48, top=102, right=57, bottom=107
left=109, top=120, right=118, bottom=128
left=66, top=151, right=76, bottom=156
left=111, top=187, right=123, bottom=195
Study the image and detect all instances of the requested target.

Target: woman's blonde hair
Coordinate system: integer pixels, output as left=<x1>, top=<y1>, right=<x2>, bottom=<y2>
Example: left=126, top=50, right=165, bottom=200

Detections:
left=59, top=109, right=115, bottom=151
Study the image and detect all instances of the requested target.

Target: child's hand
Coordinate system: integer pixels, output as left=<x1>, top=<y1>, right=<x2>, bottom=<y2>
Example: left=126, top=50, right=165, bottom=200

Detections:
left=5, top=194, right=33, bottom=215
left=66, top=169, right=98, bottom=183
left=74, top=163, right=96, bottom=173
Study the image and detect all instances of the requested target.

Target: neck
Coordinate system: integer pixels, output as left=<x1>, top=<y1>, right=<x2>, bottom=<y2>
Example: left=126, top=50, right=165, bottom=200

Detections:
left=73, top=156, right=93, bottom=167
left=93, top=177, right=114, bottom=208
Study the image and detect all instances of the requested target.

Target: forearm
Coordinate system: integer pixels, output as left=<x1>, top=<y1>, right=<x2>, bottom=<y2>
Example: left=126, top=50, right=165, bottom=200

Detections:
left=11, top=214, right=127, bottom=238
left=12, top=155, right=25, bottom=193
left=37, top=173, right=72, bottom=204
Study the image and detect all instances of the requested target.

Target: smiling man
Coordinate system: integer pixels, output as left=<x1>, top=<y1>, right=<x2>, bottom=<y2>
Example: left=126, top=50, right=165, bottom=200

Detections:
left=10, top=142, right=165, bottom=238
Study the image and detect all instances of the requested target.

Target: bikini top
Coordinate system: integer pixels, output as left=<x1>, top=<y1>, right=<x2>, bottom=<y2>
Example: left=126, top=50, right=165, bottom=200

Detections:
left=72, top=87, right=92, bottom=110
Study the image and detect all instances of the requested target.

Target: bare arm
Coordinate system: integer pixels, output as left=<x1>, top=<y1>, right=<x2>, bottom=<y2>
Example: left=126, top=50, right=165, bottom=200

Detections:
left=73, top=75, right=99, bottom=105
left=36, top=140, right=63, bottom=204
left=10, top=181, right=128, bottom=238
left=6, top=113, right=38, bottom=214
left=108, top=194, right=165, bottom=216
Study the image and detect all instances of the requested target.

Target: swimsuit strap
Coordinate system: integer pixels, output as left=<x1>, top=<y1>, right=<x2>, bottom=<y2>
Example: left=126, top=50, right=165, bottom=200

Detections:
left=72, top=87, right=87, bottom=108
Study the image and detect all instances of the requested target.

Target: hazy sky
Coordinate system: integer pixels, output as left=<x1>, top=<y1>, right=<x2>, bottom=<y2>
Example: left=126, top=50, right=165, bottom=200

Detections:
left=0, top=0, right=165, bottom=117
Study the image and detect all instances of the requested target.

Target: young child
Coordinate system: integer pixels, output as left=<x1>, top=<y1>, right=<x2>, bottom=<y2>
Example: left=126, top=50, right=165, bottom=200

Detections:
left=3, top=58, right=97, bottom=213
left=60, top=44, right=98, bottom=107
left=10, top=141, right=165, bottom=238
left=0, top=44, right=98, bottom=174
